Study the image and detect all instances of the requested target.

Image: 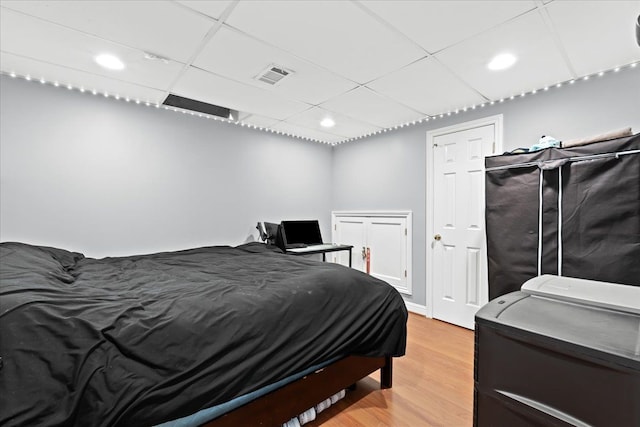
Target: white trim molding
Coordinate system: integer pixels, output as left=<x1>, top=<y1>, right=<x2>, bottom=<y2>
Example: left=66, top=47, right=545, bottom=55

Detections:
left=404, top=301, right=427, bottom=316
left=331, top=210, right=413, bottom=217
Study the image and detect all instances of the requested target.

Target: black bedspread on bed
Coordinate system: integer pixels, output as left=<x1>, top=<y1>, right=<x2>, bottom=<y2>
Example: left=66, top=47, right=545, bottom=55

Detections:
left=0, top=242, right=407, bottom=426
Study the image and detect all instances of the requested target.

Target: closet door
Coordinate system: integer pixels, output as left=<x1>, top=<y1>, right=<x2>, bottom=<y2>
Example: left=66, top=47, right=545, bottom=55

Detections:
left=367, top=217, right=408, bottom=293
left=333, top=212, right=412, bottom=295
left=333, top=216, right=366, bottom=272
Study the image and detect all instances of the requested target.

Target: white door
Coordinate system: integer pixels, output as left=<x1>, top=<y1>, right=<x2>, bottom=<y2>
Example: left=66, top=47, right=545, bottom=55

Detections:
left=367, top=217, right=408, bottom=292
left=429, top=120, right=499, bottom=329
left=334, top=216, right=366, bottom=272
left=332, top=213, right=412, bottom=295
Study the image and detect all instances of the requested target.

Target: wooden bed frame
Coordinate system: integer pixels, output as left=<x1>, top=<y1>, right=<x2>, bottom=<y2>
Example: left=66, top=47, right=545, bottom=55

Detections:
left=205, top=355, right=393, bottom=427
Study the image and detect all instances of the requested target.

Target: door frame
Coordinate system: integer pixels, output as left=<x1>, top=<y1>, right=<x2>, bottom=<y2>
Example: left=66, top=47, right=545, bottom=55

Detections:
left=425, top=115, right=503, bottom=318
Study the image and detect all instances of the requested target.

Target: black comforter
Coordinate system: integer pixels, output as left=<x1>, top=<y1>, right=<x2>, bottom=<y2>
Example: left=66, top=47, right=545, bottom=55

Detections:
left=0, top=242, right=407, bottom=426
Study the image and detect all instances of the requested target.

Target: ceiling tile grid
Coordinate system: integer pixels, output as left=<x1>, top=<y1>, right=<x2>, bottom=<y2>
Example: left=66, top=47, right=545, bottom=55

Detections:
left=173, top=67, right=313, bottom=121
left=433, top=10, right=575, bottom=101
left=176, top=0, right=234, bottom=21
left=239, top=114, right=282, bottom=130
left=359, top=0, right=538, bottom=54
left=224, top=0, right=427, bottom=84
left=0, top=7, right=185, bottom=92
left=319, top=86, right=425, bottom=128
left=0, top=51, right=168, bottom=104
left=545, top=0, right=640, bottom=76
left=192, top=25, right=358, bottom=105
left=284, top=106, right=382, bottom=139
left=1, top=0, right=216, bottom=63
left=367, top=57, right=488, bottom=115
left=1, top=0, right=638, bottom=144
left=271, top=121, right=346, bottom=145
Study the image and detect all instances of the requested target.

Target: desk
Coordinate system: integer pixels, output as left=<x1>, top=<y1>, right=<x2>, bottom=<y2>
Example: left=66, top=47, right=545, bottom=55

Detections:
left=286, top=244, right=353, bottom=267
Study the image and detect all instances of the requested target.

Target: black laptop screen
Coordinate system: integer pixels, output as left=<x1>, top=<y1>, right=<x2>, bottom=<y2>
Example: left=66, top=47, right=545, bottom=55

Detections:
left=281, top=220, right=323, bottom=245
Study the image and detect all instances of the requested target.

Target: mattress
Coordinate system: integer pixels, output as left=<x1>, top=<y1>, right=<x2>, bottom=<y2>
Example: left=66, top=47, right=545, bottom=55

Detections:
left=157, top=357, right=339, bottom=427
left=0, top=242, right=407, bottom=426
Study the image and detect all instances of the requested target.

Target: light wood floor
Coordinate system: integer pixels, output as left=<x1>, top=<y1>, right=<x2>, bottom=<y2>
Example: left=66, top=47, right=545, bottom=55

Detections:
left=308, top=313, right=475, bottom=427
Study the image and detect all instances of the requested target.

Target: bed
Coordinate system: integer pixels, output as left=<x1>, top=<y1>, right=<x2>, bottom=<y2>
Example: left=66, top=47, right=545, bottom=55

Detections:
left=0, top=241, right=407, bottom=426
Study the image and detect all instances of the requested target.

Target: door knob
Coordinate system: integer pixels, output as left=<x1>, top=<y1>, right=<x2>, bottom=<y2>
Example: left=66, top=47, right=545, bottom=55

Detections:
left=434, top=234, right=442, bottom=241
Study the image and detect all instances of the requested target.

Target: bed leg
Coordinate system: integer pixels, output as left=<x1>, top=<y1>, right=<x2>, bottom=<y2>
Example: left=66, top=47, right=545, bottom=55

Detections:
left=380, top=356, right=393, bottom=389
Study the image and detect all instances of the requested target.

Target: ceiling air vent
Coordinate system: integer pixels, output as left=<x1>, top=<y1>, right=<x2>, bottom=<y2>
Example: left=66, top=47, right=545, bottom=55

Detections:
left=255, top=64, right=293, bottom=85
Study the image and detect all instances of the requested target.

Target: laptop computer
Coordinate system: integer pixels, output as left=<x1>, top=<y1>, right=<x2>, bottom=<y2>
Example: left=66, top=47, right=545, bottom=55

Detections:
left=280, top=220, right=337, bottom=252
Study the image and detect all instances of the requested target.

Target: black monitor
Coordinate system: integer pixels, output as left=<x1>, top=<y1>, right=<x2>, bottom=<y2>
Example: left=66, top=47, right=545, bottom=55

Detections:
left=280, top=220, right=323, bottom=247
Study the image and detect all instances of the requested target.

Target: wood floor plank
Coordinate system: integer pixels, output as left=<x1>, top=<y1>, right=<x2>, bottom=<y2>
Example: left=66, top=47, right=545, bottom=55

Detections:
left=306, top=313, right=474, bottom=427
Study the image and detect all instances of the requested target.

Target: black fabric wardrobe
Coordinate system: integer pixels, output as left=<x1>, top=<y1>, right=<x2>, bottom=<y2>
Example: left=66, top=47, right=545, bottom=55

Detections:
left=485, top=133, right=640, bottom=299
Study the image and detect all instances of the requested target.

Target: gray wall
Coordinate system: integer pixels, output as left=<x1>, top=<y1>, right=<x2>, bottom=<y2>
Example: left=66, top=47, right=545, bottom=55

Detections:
left=2, top=68, right=639, bottom=305
left=332, top=66, right=640, bottom=307
left=0, top=75, right=333, bottom=258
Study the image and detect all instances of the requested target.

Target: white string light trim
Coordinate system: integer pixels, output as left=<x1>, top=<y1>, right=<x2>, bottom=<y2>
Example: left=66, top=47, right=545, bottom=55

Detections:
left=1, top=70, right=331, bottom=144
left=3, top=60, right=638, bottom=146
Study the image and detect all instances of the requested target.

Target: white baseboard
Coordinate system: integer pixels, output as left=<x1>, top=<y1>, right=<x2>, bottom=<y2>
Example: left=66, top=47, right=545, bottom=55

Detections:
left=404, top=301, right=428, bottom=316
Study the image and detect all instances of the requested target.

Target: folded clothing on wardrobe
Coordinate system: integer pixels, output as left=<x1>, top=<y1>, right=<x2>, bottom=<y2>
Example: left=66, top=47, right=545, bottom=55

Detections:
left=562, top=127, right=632, bottom=148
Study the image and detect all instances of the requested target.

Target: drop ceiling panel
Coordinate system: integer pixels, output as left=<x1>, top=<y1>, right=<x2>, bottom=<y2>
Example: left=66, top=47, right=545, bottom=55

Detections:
left=176, top=1, right=234, bottom=20
left=0, top=0, right=214, bottom=63
left=241, top=114, right=281, bottom=129
left=368, top=57, right=486, bottom=115
left=271, top=121, right=345, bottom=144
left=361, top=0, right=536, bottom=53
left=1, top=52, right=167, bottom=104
left=320, top=86, right=423, bottom=128
left=0, top=9, right=185, bottom=91
left=547, top=0, right=640, bottom=76
left=0, top=0, right=636, bottom=144
left=172, top=67, right=311, bottom=120
left=224, top=0, right=426, bottom=84
left=285, top=107, right=381, bottom=138
left=435, top=11, right=573, bottom=100
left=193, top=26, right=358, bottom=105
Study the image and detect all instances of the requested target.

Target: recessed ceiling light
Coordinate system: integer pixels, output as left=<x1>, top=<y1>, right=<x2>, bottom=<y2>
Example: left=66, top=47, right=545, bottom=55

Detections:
left=95, top=54, right=125, bottom=71
left=487, top=53, right=517, bottom=71
left=320, top=117, right=335, bottom=128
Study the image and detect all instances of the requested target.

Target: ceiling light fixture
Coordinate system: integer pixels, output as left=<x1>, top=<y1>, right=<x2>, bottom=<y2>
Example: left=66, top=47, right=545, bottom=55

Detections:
left=95, top=53, right=125, bottom=71
left=320, top=117, right=335, bottom=128
left=487, top=53, right=517, bottom=71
